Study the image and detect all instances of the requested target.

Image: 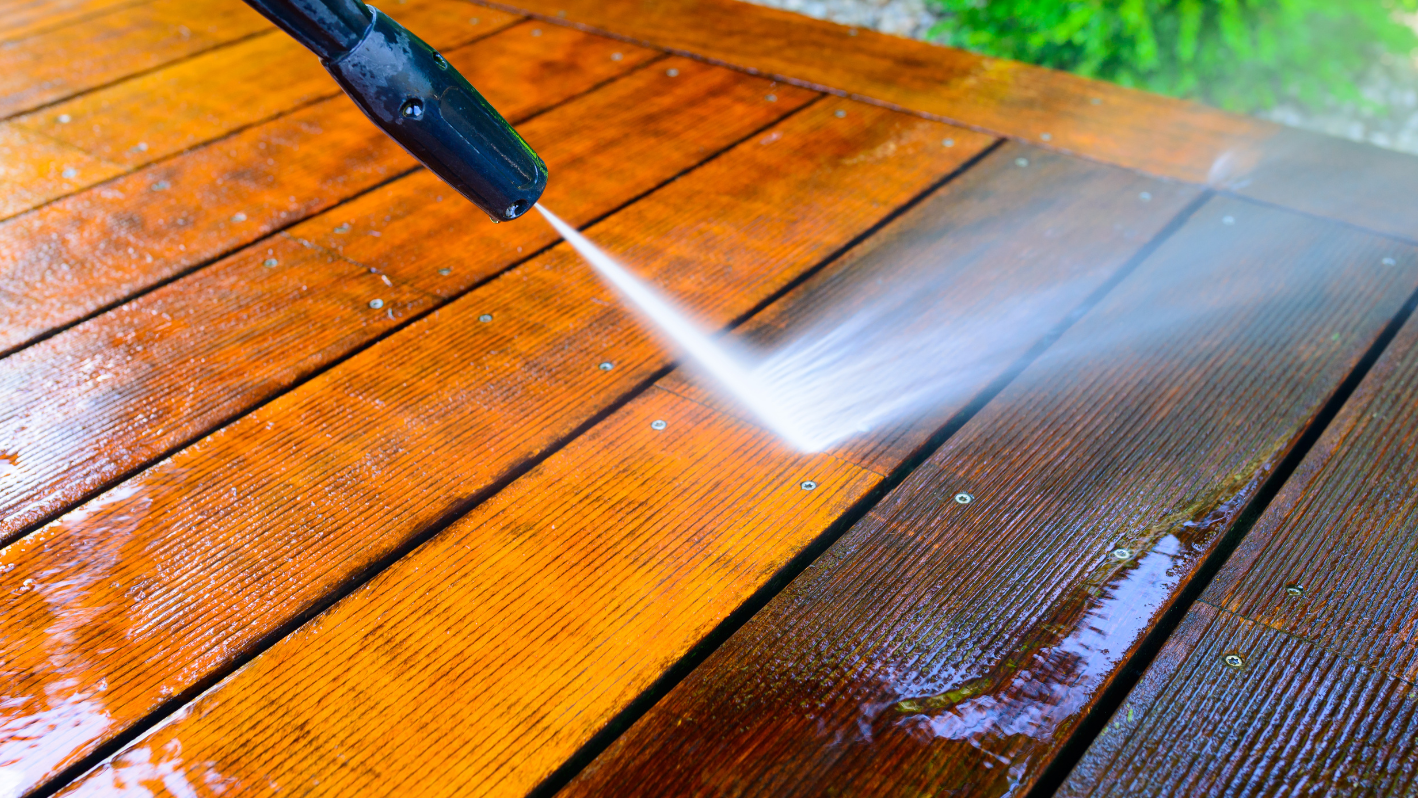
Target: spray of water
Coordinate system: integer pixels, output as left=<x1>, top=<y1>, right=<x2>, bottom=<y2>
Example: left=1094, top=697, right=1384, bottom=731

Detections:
left=537, top=203, right=1045, bottom=453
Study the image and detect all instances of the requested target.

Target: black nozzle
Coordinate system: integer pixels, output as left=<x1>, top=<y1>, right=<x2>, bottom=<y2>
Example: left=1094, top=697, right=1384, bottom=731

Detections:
left=243, top=1, right=547, bottom=220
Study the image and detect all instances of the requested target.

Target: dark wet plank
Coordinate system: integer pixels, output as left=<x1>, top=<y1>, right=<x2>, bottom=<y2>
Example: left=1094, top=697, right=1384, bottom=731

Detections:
left=46, top=146, right=1201, bottom=798
left=485, top=0, right=1418, bottom=242
left=560, top=198, right=1418, bottom=798
left=0, top=0, right=269, bottom=120
left=1060, top=293, right=1418, bottom=796
left=0, top=98, right=978, bottom=798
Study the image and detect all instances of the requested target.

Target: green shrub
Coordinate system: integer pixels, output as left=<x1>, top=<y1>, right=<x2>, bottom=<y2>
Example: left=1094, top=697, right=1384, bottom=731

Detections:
left=926, top=0, right=1418, bottom=112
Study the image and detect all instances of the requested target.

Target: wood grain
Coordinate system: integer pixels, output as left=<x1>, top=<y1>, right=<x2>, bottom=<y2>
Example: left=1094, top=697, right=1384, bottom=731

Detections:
left=46, top=147, right=1199, bottom=798
left=0, top=98, right=973, bottom=798
left=0, top=0, right=517, bottom=220
left=0, top=0, right=270, bottom=119
left=1060, top=285, right=1418, bottom=796
left=0, top=20, right=641, bottom=355
left=0, top=0, right=145, bottom=41
left=561, top=198, right=1418, bottom=798
left=483, top=0, right=1418, bottom=241
left=1058, top=606, right=1418, bottom=797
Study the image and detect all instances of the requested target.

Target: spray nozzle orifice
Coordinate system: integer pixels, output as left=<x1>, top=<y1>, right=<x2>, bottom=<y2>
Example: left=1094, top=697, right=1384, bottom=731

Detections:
left=242, top=0, right=548, bottom=221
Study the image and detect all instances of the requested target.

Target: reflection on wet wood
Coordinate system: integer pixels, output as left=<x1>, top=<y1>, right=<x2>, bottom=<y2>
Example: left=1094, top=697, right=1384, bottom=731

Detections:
left=48, top=147, right=1195, bottom=798
left=0, top=0, right=151, bottom=42
left=1061, top=298, right=1418, bottom=796
left=0, top=99, right=974, bottom=798
left=562, top=200, right=1418, bottom=798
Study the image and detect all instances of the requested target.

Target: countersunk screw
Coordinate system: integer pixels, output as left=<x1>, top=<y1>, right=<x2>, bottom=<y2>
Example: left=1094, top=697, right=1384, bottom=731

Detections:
left=1223, top=215, right=1236, bottom=225
left=1015, top=158, right=1029, bottom=167
left=1040, top=133, right=1052, bottom=141
left=151, top=181, right=170, bottom=191
left=1223, top=653, right=1245, bottom=669
left=1111, top=547, right=1133, bottom=561
left=801, top=480, right=817, bottom=491
left=834, top=109, right=847, bottom=118
left=942, top=138, right=955, bottom=147
left=61, top=168, right=78, bottom=179
left=263, top=258, right=278, bottom=267
left=368, top=299, right=384, bottom=309
left=954, top=493, right=972, bottom=505
left=651, top=419, right=667, bottom=431
left=438, top=268, right=451, bottom=275
left=765, top=94, right=777, bottom=102
left=1383, top=257, right=1396, bottom=266
left=231, top=212, right=247, bottom=222
left=57, top=114, right=72, bottom=124
left=666, top=68, right=679, bottom=77
left=1285, top=583, right=1304, bottom=597
left=599, top=362, right=614, bottom=371
left=531, top=28, right=542, bottom=36
left=611, top=52, right=623, bottom=61
left=478, top=314, right=493, bottom=323
left=1139, top=191, right=1151, bottom=201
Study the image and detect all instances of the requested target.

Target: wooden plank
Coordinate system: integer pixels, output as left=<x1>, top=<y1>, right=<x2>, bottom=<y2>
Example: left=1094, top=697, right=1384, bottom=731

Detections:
left=0, top=0, right=516, bottom=220
left=0, top=19, right=637, bottom=355
left=558, top=198, right=1418, bottom=798
left=47, top=149, right=1201, bottom=798
left=0, top=53, right=759, bottom=542
left=483, top=0, right=1418, bottom=241
left=0, top=98, right=977, bottom=798
left=0, top=0, right=145, bottom=41
left=0, top=0, right=270, bottom=120
left=1059, top=298, right=1418, bottom=796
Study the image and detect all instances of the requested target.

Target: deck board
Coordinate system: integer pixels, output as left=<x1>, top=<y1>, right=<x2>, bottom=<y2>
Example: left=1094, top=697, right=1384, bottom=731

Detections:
left=1059, top=296, right=1418, bottom=796
left=0, top=0, right=149, bottom=42
left=0, top=98, right=976, bottom=798
left=0, top=0, right=269, bottom=120
left=43, top=145, right=1198, bottom=798
left=560, top=198, right=1418, bottom=798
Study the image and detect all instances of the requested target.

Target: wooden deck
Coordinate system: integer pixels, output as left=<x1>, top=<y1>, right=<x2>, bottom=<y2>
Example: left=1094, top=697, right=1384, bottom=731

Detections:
left=2, top=1, right=1416, bottom=796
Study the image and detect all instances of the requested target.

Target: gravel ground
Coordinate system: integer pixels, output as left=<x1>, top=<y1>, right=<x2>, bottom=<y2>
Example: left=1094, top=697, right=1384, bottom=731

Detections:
left=745, top=0, right=1418, bottom=156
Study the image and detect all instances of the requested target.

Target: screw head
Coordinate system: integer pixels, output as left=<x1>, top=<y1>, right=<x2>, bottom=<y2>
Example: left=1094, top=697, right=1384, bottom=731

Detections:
left=231, top=212, right=247, bottom=223
left=651, top=419, right=667, bottom=431
left=834, top=109, right=847, bottom=118
left=263, top=258, right=278, bottom=267
left=57, top=114, right=72, bottom=124
left=765, top=94, right=777, bottom=102
left=942, top=138, right=955, bottom=147
left=666, top=68, right=679, bottom=77
left=1040, top=132, right=1052, bottom=141
left=1285, top=583, right=1304, bottom=597
left=531, top=28, right=542, bottom=36
left=368, top=299, right=384, bottom=309
left=61, top=167, right=78, bottom=179
left=954, top=493, right=972, bottom=505
left=400, top=98, right=424, bottom=119
left=1139, top=191, right=1151, bottom=201
left=1223, top=653, right=1245, bottom=668
left=801, top=480, right=817, bottom=491
left=1111, top=547, right=1133, bottom=561
left=438, top=268, right=451, bottom=276
left=1015, top=158, right=1029, bottom=168
left=1383, top=257, right=1397, bottom=266
left=478, top=314, right=493, bottom=323
left=611, top=52, right=623, bottom=61
left=599, top=362, right=614, bottom=371
left=1222, top=215, right=1236, bottom=225
left=151, top=181, right=171, bottom=191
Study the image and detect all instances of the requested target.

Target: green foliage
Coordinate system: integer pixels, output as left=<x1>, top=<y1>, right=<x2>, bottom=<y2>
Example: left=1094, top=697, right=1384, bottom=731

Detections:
left=927, top=0, right=1418, bottom=111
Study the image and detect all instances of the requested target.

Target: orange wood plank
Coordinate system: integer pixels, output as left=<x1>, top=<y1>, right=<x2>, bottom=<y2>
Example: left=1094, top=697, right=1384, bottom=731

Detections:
left=0, top=0, right=146, bottom=41
left=483, top=0, right=1418, bottom=242
left=0, top=0, right=518, bottom=220
left=0, top=21, right=643, bottom=355
left=0, top=0, right=270, bottom=120
left=1059, top=299, right=1418, bottom=796
left=559, top=198, right=1418, bottom=798
left=45, top=148, right=1202, bottom=798
left=0, top=97, right=976, bottom=798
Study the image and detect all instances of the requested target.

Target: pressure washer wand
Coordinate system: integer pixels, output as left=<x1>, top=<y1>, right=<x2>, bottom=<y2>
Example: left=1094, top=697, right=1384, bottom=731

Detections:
left=242, top=0, right=548, bottom=221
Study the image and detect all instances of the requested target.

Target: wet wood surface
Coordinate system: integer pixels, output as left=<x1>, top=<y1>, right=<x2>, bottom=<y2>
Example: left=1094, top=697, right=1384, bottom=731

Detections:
left=48, top=147, right=1197, bottom=798
left=1059, top=294, right=1418, bottom=797
left=4, top=2, right=1418, bottom=797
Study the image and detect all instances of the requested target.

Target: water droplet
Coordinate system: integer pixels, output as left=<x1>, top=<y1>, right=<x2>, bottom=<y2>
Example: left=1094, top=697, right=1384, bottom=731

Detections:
left=131, top=141, right=148, bottom=152
left=334, top=223, right=351, bottom=234
left=1139, top=191, right=1151, bottom=201
left=1223, top=215, right=1236, bottom=225
left=651, top=419, right=667, bottom=431
left=1383, top=257, right=1397, bottom=266
left=368, top=299, right=384, bottom=309
left=150, top=181, right=170, bottom=191
left=433, top=52, right=448, bottom=70
left=57, top=114, right=72, bottom=124
left=61, top=167, right=78, bottom=179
